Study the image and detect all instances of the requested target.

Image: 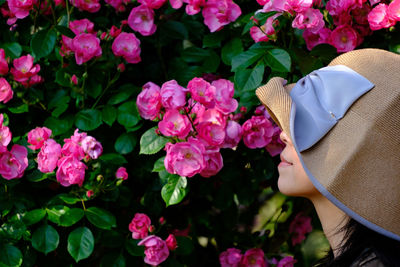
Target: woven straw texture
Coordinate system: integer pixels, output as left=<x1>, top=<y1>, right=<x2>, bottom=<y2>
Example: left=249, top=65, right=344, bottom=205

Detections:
left=256, top=48, right=400, bottom=238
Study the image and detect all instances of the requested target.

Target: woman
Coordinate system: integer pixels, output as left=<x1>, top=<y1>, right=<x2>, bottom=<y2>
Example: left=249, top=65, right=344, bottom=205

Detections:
left=256, top=48, right=400, bottom=266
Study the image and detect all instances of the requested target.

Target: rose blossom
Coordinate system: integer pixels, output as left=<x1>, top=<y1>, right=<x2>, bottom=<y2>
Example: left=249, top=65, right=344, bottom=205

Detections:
left=222, top=120, right=242, bottom=149
left=303, top=27, right=331, bottom=50
left=212, top=79, right=238, bottom=114
left=56, top=155, right=87, bottom=187
left=129, top=213, right=151, bottom=239
left=250, top=16, right=278, bottom=43
left=262, top=0, right=287, bottom=12
left=0, top=144, right=28, bottom=180
left=170, top=0, right=183, bottom=9
left=326, top=0, right=357, bottom=16
left=164, top=137, right=206, bottom=177
left=7, top=0, right=34, bottom=19
left=138, top=0, right=167, bottom=9
left=37, top=139, right=61, bottom=173
left=69, top=0, right=100, bottom=13
left=240, top=248, right=266, bottom=267
left=158, top=109, right=192, bottom=139
left=160, top=80, right=187, bottom=110
left=199, top=151, right=223, bottom=177
left=0, top=78, right=13, bottom=104
left=137, top=82, right=162, bottom=120
left=165, top=234, right=178, bottom=251
left=219, top=248, right=242, bottom=267
left=72, top=33, right=102, bottom=65
left=27, top=127, right=52, bottom=150
left=128, top=5, right=157, bottom=36
left=368, top=3, right=395, bottom=30
left=197, top=108, right=226, bottom=146
left=184, top=0, right=205, bottom=15
left=0, top=118, right=11, bottom=148
left=292, top=8, right=324, bottom=33
left=81, top=136, right=103, bottom=159
left=138, top=235, right=170, bottom=266
left=265, top=126, right=284, bottom=157
left=329, top=24, right=358, bottom=52
left=284, top=0, right=313, bottom=13
left=277, top=256, right=297, bottom=267
left=61, top=129, right=86, bottom=160
left=202, top=0, right=242, bottom=32
left=69, top=18, right=95, bottom=34
left=0, top=49, right=9, bottom=75
left=187, top=77, right=215, bottom=108
left=289, top=213, right=313, bottom=245
left=388, top=0, right=400, bottom=21
left=242, top=116, right=275, bottom=149
left=111, top=32, right=141, bottom=64
left=10, top=54, right=40, bottom=83
left=115, top=166, right=128, bottom=180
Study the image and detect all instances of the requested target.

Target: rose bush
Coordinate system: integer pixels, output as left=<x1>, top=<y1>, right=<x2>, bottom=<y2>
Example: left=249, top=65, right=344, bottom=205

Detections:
left=0, top=0, right=398, bottom=266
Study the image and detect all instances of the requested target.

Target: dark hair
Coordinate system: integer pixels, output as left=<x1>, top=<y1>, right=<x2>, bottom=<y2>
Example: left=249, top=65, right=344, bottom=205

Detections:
left=315, top=218, right=400, bottom=267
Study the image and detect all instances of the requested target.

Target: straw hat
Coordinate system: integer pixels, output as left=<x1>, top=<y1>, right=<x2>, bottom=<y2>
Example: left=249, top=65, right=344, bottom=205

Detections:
left=255, top=48, right=400, bottom=241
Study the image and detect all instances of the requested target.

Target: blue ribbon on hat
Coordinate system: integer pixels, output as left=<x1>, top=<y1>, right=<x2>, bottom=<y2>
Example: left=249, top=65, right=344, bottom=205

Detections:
left=290, top=65, right=375, bottom=152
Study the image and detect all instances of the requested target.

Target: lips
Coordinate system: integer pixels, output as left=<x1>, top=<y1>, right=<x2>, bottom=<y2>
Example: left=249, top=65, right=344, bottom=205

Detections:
left=279, top=154, right=293, bottom=165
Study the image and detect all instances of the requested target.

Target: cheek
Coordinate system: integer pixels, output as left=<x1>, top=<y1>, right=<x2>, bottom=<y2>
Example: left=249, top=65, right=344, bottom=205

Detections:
left=277, top=163, right=319, bottom=198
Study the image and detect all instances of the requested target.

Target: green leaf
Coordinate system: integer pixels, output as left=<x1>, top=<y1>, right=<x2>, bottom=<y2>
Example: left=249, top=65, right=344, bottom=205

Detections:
left=161, top=175, right=188, bottom=207
left=31, top=28, right=57, bottom=59
left=264, top=48, right=291, bottom=72
left=85, top=207, right=116, bottom=230
left=8, top=104, right=28, bottom=114
left=102, top=105, right=117, bottom=126
left=222, top=38, right=243, bottom=66
left=117, top=101, right=140, bottom=128
left=175, top=236, right=194, bottom=255
left=100, top=153, right=127, bottom=165
left=203, top=32, right=224, bottom=48
left=114, top=133, right=136, bottom=155
left=139, top=127, right=169, bottom=155
left=86, top=76, right=102, bottom=99
left=125, top=239, right=144, bottom=257
left=181, top=47, right=210, bottom=63
left=44, top=116, right=74, bottom=136
left=57, top=194, right=81, bottom=205
left=1, top=43, right=22, bottom=59
left=231, top=49, right=265, bottom=71
left=234, top=61, right=265, bottom=92
left=26, top=170, right=49, bottom=182
left=47, top=206, right=84, bottom=227
left=55, top=25, right=75, bottom=38
left=202, top=50, right=220, bottom=73
left=31, top=224, right=59, bottom=255
left=55, top=69, right=71, bottom=87
left=107, top=84, right=137, bottom=105
left=23, top=209, right=46, bottom=226
left=75, top=109, right=102, bottom=131
left=67, top=227, right=94, bottom=263
left=0, top=244, right=22, bottom=267
left=100, top=253, right=125, bottom=267
left=152, top=157, right=166, bottom=172
left=160, top=21, right=188, bottom=40
left=48, top=90, right=70, bottom=118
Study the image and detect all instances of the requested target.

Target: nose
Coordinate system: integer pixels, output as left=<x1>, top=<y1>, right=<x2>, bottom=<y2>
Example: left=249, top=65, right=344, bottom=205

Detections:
left=279, top=131, right=290, bottom=144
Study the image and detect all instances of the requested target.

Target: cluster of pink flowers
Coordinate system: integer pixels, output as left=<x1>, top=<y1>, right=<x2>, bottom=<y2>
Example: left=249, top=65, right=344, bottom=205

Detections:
left=129, top=213, right=177, bottom=266
left=219, top=247, right=296, bottom=267
left=0, top=114, right=28, bottom=180
left=29, top=127, right=103, bottom=187
left=253, top=0, right=400, bottom=52
left=137, top=78, right=284, bottom=178
left=288, top=213, right=313, bottom=246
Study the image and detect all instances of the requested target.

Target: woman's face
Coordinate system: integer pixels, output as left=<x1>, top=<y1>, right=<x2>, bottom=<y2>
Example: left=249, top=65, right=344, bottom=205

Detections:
left=278, top=131, right=321, bottom=199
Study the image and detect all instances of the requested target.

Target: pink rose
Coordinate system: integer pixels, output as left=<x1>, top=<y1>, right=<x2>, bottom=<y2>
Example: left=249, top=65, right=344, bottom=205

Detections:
left=81, top=136, right=102, bottom=159
left=160, top=80, right=187, bottom=110
left=105, top=0, right=125, bottom=11
left=292, top=8, right=324, bottom=34
left=329, top=24, right=358, bottom=52
left=27, top=127, right=52, bottom=150
left=164, top=138, right=206, bottom=177
left=128, top=5, right=157, bottom=36
left=72, top=33, right=102, bottom=65
left=138, top=235, right=170, bottom=266
left=37, top=139, right=61, bottom=173
left=137, top=82, right=162, bottom=120
left=351, top=4, right=371, bottom=25
left=56, top=155, right=87, bottom=187
left=212, top=79, right=238, bottom=114
left=183, top=0, right=205, bottom=15
left=165, top=234, right=178, bottom=251
left=202, top=0, right=242, bottom=32
left=7, top=0, right=34, bottom=19
left=197, top=108, right=227, bottom=146
left=370, top=0, right=380, bottom=5
left=0, top=49, right=9, bottom=75
left=0, top=78, right=13, bottom=104
left=284, top=0, right=313, bottom=13
left=277, top=256, right=297, bottom=267
left=199, top=151, right=223, bottom=177
left=69, top=18, right=95, bottom=35
left=265, top=126, right=284, bottom=157
left=71, top=75, right=78, bottom=85
left=115, top=166, right=128, bottom=180
left=326, top=0, right=357, bottom=16
left=289, top=213, right=313, bottom=246
left=69, top=0, right=100, bottom=13
left=138, top=0, right=167, bottom=9
left=250, top=16, right=279, bottom=43
left=388, top=0, right=400, bottom=22
left=262, top=0, right=288, bottom=12
left=0, top=144, right=28, bottom=180
left=242, top=116, right=274, bottom=149
left=219, top=248, right=242, bottom=267
left=158, top=109, right=192, bottom=139
left=170, top=0, right=183, bottom=9
left=187, top=77, right=215, bottom=108
left=303, top=27, right=331, bottom=50
left=240, top=248, right=266, bottom=267
left=129, top=213, right=151, bottom=239
left=368, top=3, right=395, bottom=30
left=222, top=120, right=242, bottom=149
left=61, top=130, right=86, bottom=160
left=86, top=189, right=94, bottom=198
left=10, top=54, right=40, bottom=83
left=256, top=0, right=268, bottom=5
left=0, top=118, right=11, bottom=148
left=112, top=32, right=141, bottom=64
